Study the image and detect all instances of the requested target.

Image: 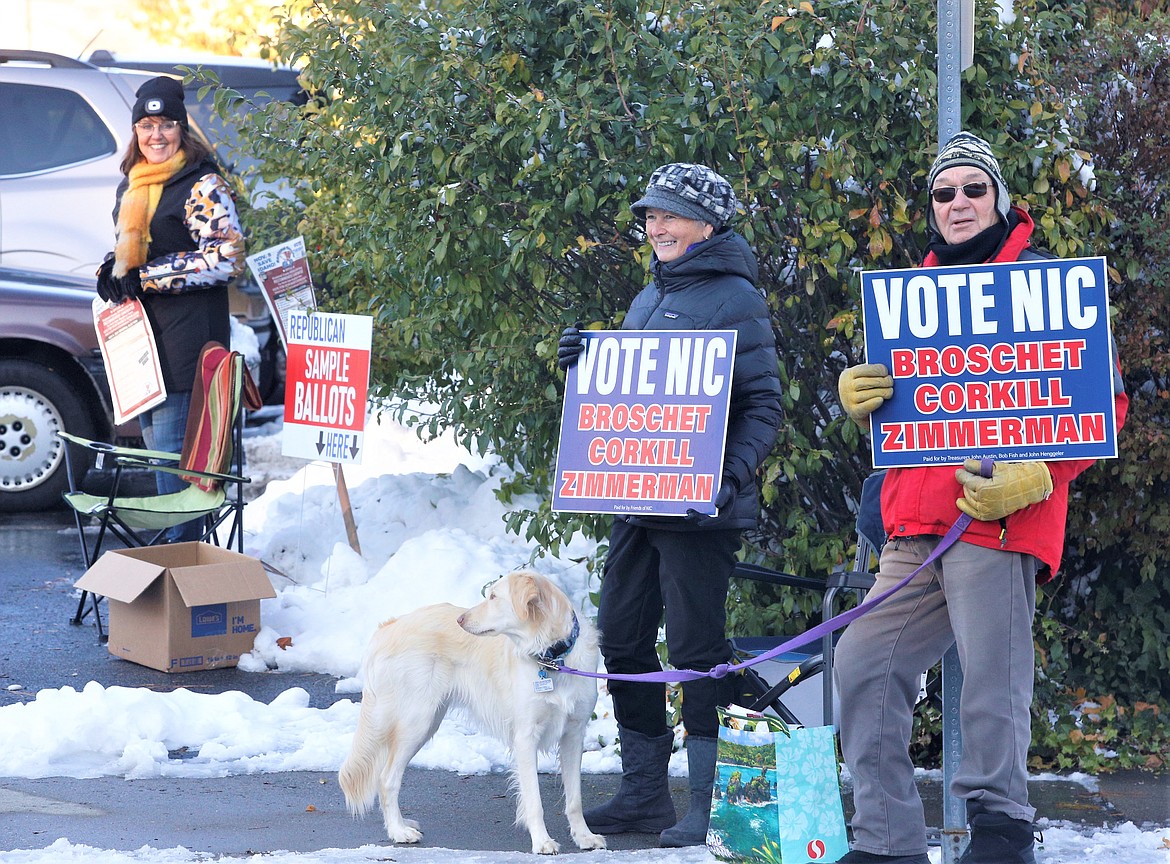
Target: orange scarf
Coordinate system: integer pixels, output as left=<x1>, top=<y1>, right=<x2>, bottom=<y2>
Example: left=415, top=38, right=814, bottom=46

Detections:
left=113, top=153, right=186, bottom=277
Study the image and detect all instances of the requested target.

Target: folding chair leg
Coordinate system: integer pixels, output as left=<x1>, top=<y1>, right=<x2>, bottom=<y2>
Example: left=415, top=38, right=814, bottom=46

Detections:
left=742, top=657, right=825, bottom=726
left=745, top=672, right=803, bottom=726
left=69, top=590, right=107, bottom=643
left=92, top=596, right=107, bottom=643
left=70, top=591, right=89, bottom=626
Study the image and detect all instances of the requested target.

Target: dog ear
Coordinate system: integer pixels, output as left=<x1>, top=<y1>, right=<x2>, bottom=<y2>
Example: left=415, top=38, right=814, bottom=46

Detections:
left=510, top=572, right=545, bottom=622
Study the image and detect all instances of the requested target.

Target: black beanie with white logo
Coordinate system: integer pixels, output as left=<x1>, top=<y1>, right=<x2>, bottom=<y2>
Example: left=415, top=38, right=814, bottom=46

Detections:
left=131, top=76, right=187, bottom=125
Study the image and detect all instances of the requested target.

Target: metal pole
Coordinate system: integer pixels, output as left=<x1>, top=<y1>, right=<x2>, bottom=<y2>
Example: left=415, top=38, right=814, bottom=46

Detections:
left=941, top=646, right=967, bottom=862
left=937, top=2, right=969, bottom=860
left=938, top=0, right=963, bottom=142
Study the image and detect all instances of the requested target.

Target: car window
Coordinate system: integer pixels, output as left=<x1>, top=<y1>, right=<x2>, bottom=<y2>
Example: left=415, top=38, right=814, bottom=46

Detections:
left=0, top=83, right=117, bottom=176
left=183, top=81, right=303, bottom=174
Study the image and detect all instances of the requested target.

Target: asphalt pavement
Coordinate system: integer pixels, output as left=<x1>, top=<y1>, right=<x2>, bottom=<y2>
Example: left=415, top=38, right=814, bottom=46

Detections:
left=1, top=509, right=1165, bottom=855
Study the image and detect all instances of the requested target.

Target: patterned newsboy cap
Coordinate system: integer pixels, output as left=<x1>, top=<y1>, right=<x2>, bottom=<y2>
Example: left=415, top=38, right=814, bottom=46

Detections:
left=631, top=163, right=739, bottom=230
left=927, top=132, right=1011, bottom=232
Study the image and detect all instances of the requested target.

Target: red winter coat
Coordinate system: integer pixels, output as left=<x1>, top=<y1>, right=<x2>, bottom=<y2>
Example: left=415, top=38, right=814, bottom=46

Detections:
left=879, top=207, right=1129, bottom=580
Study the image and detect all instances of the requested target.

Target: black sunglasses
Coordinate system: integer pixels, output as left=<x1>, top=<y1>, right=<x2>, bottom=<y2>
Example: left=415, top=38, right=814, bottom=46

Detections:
left=930, top=182, right=990, bottom=204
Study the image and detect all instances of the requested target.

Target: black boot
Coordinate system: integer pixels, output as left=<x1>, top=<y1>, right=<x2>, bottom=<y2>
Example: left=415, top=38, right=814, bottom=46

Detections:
left=837, top=851, right=930, bottom=864
left=659, top=735, right=717, bottom=847
left=584, top=727, right=676, bottom=834
left=958, top=812, right=1037, bottom=864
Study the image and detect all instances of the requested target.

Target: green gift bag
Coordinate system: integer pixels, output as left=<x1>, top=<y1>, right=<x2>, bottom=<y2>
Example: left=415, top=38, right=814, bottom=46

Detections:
left=706, top=706, right=849, bottom=863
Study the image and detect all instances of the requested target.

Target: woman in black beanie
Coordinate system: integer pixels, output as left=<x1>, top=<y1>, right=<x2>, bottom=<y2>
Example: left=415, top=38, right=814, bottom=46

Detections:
left=97, top=75, right=246, bottom=542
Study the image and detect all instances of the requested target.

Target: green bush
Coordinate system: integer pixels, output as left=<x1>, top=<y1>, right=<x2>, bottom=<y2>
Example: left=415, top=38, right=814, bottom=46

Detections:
left=217, top=0, right=1167, bottom=766
left=1029, top=10, right=1170, bottom=771
left=236, top=0, right=1102, bottom=564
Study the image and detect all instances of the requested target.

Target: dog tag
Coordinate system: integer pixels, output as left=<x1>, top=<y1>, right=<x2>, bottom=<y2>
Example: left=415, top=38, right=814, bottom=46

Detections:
left=534, top=669, right=555, bottom=693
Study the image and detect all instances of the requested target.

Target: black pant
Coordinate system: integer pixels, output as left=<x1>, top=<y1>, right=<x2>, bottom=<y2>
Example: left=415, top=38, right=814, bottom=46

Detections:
left=597, top=520, right=742, bottom=739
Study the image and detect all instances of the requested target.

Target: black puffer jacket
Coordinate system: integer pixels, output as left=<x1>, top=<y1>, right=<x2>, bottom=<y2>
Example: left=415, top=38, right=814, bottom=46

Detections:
left=620, top=229, right=782, bottom=531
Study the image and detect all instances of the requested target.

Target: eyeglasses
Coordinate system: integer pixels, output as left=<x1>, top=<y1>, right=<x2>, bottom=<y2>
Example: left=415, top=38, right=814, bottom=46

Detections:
left=930, top=182, right=989, bottom=204
left=134, top=120, right=180, bottom=135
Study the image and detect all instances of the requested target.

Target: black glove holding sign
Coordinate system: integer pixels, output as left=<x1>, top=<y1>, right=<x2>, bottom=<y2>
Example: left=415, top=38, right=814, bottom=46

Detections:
left=96, top=256, right=117, bottom=303
left=683, top=477, right=738, bottom=524
left=557, top=324, right=585, bottom=370
left=95, top=257, right=142, bottom=304
left=114, top=267, right=143, bottom=302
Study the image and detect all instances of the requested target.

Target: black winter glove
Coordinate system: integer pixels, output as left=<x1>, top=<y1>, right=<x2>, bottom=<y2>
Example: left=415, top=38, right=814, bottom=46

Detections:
left=557, top=324, right=585, bottom=371
left=114, top=267, right=142, bottom=303
left=96, top=257, right=117, bottom=303
left=684, top=478, right=738, bottom=523
left=714, top=478, right=738, bottom=510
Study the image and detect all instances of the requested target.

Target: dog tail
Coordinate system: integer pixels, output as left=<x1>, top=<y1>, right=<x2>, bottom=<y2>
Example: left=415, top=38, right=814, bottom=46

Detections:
left=338, top=691, right=385, bottom=816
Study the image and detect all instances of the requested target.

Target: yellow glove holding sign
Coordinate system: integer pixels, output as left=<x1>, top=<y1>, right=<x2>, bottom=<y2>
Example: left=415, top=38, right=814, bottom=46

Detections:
left=955, top=459, right=1053, bottom=522
left=838, top=363, right=894, bottom=427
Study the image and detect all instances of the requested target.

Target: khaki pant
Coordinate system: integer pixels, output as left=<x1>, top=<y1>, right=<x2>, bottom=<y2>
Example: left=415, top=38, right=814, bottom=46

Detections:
left=834, top=537, right=1038, bottom=857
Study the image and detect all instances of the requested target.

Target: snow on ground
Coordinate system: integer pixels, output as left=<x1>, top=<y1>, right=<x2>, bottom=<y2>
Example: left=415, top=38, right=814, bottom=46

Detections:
left=2, top=407, right=1165, bottom=862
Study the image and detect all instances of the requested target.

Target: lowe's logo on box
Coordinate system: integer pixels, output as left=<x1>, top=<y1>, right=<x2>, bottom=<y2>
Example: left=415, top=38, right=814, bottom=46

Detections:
left=191, top=604, right=228, bottom=637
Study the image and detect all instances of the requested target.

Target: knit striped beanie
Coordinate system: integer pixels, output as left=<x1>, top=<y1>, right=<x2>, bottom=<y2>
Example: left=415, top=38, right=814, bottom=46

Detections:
left=927, top=132, right=1011, bottom=233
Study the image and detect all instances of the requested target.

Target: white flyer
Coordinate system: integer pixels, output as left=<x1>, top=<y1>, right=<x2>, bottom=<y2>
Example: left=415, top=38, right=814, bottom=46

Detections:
left=92, top=297, right=167, bottom=424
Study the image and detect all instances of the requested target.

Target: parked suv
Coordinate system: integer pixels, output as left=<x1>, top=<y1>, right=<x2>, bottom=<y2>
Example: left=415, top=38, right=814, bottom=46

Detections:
left=0, top=266, right=121, bottom=511
left=0, top=50, right=285, bottom=406
left=0, top=51, right=151, bottom=276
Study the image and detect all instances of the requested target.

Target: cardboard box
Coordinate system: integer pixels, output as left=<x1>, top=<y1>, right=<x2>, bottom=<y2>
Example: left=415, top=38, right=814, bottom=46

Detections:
left=75, top=542, right=276, bottom=673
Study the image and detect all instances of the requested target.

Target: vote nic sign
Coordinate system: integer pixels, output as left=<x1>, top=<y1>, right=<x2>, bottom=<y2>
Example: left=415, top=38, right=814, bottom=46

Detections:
left=282, top=310, right=372, bottom=464
left=553, top=330, right=735, bottom=517
left=860, top=256, right=1119, bottom=469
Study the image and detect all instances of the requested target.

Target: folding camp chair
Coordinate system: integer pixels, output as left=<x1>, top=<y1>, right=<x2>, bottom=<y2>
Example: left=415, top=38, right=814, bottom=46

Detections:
left=728, top=470, right=887, bottom=727
left=60, top=341, right=262, bottom=640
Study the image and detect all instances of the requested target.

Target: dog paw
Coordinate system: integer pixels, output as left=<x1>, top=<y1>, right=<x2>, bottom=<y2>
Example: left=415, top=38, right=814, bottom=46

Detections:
left=389, top=825, right=423, bottom=844
left=532, top=837, right=560, bottom=855
left=573, top=830, right=607, bottom=850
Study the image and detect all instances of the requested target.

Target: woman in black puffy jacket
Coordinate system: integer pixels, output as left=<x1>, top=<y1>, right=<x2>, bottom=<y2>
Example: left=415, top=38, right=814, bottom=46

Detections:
left=559, top=163, right=782, bottom=847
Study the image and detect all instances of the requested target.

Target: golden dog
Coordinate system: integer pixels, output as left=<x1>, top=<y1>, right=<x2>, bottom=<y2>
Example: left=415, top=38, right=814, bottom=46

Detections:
left=339, top=570, right=606, bottom=854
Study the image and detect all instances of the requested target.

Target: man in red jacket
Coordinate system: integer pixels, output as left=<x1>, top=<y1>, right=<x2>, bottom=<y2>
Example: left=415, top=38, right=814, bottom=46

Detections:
left=833, top=132, right=1129, bottom=864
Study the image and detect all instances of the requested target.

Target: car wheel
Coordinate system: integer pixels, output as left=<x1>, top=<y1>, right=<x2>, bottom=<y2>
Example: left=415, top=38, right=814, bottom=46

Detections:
left=0, top=359, right=95, bottom=511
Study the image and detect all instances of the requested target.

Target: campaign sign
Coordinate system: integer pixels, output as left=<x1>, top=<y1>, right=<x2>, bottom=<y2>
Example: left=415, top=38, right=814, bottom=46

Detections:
left=282, top=310, right=372, bottom=465
left=860, top=256, right=1118, bottom=469
left=553, top=330, right=736, bottom=517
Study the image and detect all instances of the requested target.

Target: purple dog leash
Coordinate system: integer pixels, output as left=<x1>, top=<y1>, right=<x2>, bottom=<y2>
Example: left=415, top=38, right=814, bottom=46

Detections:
left=557, top=460, right=992, bottom=684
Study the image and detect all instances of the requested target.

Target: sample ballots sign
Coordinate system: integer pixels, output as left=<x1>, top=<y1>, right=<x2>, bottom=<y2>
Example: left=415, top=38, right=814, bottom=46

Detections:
left=282, top=311, right=371, bottom=464
left=553, top=330, right=735, bottom=517
left=860, top=256, right=1118, bottom=469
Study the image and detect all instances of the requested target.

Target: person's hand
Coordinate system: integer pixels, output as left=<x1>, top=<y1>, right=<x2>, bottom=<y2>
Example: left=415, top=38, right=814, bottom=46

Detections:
left=683, top=478, right=738, bottom=523
left=557, top=324, right=585, bottom=370
left=714, top=478, right=737, bottom=510
left=114, top=267, right=142, bottom=303
left=838, top=363, right=893, bottom=426
left=96, top=257, right=117, bottom=303
left=955, top=460, right=1052, bottom=521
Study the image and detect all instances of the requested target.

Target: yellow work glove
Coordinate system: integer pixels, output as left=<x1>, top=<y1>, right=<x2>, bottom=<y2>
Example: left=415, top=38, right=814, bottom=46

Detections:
left=838, top=363, right=894, bottom=427
left=955, top=460, right=1053, bottom=522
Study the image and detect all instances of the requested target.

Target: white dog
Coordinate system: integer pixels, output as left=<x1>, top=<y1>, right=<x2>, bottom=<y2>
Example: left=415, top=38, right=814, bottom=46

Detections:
left=339, top=570, right=607, bottom=855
